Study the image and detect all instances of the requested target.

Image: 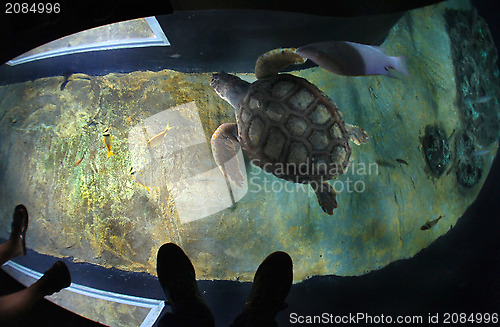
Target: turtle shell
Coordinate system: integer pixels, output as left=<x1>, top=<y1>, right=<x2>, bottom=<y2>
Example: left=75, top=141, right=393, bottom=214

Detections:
left=236, top=73, right=351, bottom=183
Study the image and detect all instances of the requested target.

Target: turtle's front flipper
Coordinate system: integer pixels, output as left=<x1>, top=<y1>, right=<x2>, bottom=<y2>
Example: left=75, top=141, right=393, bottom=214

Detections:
left=211, top=123, right=245, bottom=187
left=311, top=181, right=337, bottom=215
left=345, top=123, right=369, bottom=145
left=255, top=48, right=306, bottom=79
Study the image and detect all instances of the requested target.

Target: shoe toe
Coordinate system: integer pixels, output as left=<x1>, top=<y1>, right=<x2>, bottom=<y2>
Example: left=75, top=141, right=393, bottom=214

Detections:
left=11, top=204, right=29, bottom=234
left=258, top=251, right=293, bottom=281
left=157, top=243, right=195, bottom=277
left=43, top=261, right=71, bottom=295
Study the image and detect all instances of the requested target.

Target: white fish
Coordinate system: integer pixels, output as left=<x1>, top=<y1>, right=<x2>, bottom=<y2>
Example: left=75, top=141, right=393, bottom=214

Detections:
left=472, top=150, right=489, bottom=157
left=471, top=96, right=493, bottom=104
left=130, top=168, right=150, bottom=192
left=296, top=41, right=409, bottom=78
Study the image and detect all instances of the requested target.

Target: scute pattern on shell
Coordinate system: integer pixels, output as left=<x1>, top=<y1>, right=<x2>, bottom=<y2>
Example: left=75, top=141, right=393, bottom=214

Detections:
left=237, top=74, right=351, bottom=183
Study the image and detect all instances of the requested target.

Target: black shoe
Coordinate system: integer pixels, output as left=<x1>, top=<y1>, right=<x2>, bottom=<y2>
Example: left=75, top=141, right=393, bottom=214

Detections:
left=40, top=261, right=71, bottom=296
left=232, top=251, right=293, bottom=326
left=157, top=243, right=214, bottom=325
left=11, top=204, right=29, bottom=255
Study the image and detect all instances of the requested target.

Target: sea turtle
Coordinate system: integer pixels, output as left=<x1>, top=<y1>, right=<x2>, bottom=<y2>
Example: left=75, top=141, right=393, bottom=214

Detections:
left=210, top=47, right=368, bottom=215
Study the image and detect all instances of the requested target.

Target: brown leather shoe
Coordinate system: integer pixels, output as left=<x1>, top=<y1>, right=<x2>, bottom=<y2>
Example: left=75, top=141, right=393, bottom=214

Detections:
left=10, top=204, right=29, bottom=255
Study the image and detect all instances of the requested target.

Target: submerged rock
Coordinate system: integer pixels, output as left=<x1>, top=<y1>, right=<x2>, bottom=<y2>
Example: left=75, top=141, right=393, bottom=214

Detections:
left=444, top=8, right=499, bottom=188
left=455, top=132, right=484, bottom=188
left=422, top=125, right=451, bottom=178
left=445, top=9, right=500, bottom=146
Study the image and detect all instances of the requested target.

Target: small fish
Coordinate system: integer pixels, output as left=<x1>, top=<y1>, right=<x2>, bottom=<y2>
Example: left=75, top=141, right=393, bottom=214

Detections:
left=296, top=41, right=409, bottom=78
left=375, top=159, right=396, bottom=168
left=395, top=158, right=409, bottom=166
left=447, top=129, right=456, bottom=141
left=472, top=150, right=490, bottom=157
left=146, top=124, right=173, bottom=149
left=60, top=72, right=73, bottom=91
left=103, top=128, right=114, bottom=158
left=130, top=168, right=150, bottom=192
left=471, top=96, right=493, bottom=104
left=90, top=161, right=98, bottom=174
left=170, top=53, right=181, bottom=59
left=420, top=215, right=445, bottom=230
left=74, top=156, right=84, bottom=167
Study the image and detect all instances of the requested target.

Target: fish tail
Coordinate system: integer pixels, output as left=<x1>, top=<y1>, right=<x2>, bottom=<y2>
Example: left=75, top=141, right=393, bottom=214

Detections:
left=393, top=56, right=410, bottom=77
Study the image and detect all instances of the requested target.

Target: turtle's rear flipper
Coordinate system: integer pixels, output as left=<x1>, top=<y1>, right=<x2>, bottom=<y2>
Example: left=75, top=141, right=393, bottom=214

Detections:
left=312, top=181, right=337, bottom=215
left=345, top=123, right=369, bottom=145
left=211, top=123, right=245, bottom=187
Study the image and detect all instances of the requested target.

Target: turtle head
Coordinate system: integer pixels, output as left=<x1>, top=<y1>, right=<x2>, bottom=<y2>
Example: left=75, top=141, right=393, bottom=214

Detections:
left=211, top=72, right=250, bottom=109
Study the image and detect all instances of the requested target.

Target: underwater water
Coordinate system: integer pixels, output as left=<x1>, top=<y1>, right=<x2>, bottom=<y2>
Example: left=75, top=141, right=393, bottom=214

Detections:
left=0, top=0, right=499, bottom=326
